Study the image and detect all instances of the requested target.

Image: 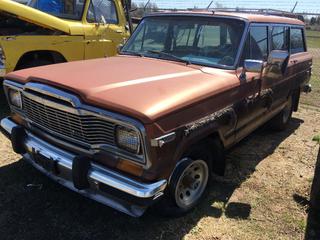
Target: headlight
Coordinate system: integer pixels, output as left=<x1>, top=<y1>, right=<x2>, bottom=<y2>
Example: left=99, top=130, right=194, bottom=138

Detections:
left=115, top=125, right=141, bottom=154
left=8, top=88, right=22, bottom=109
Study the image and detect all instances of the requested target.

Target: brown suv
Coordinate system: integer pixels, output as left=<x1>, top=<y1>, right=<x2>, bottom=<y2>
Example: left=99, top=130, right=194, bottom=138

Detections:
left=0, top=11, right=312, bottom=217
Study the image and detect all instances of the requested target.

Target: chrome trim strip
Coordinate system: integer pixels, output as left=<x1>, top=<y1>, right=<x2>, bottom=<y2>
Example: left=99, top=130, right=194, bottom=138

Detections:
left=23, top=82, right=82, bottom=107
left=151, top=132, right=176, bottom=147
left=3, top=80, right=152, bottom=169
left=0, top=118, right=167, bottom=216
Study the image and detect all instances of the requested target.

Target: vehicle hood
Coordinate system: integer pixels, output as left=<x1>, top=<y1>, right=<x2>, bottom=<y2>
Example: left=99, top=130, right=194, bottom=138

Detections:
left=0, top=0, right=71, bottom=34
left=6, top=56, right=239, bottom=124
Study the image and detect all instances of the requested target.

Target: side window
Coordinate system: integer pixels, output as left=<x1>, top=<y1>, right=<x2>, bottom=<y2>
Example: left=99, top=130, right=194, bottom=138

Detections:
left=87, top=0, right=118, bottom=24
left=240, top=26, right=268, bottom=65
left=290, top=28, right=305, bottom=54
left=251, top=26, right=268, bottom=60
left=271, top=26, right=289, bottom=51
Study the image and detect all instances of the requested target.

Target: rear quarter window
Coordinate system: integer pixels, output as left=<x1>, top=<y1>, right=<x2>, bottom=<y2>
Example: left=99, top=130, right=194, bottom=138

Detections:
left=290, top=28, right=305, bottom=54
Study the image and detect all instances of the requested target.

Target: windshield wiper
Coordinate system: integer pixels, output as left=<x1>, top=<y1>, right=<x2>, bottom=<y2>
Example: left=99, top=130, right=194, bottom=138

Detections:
left=120, top=51, right=144, bottom=57
left=147, top=50, right=191, bottom=65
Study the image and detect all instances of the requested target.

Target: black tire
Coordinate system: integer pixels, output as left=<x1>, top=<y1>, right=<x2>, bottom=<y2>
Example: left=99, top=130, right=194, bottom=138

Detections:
left=154, top=141, right=215, bottom=217
left=269, top=95, right=293, bottom=131
left=17, top=59, right=53, bottom=70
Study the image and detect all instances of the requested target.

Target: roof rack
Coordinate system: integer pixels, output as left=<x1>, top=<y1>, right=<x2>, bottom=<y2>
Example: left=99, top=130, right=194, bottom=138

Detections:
left=209, top=8, right=299, bottom=18
left=152, top=7, right=301, bottom=19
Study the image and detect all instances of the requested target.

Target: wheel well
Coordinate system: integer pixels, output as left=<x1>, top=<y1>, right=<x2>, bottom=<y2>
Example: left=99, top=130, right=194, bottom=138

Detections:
left=183, top=132, right=226, bottom=176
left=15, top=51, right=67, bottom=70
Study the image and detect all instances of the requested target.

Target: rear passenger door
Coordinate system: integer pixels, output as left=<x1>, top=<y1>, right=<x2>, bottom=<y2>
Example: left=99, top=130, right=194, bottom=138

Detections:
left=267, top=25, right=291, bottom=108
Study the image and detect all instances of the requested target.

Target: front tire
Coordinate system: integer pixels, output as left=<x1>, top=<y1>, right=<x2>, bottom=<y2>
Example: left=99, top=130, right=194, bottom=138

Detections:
left=155, top=143, right=213, bottom=217
left=173, top=159, right=209, bottom=211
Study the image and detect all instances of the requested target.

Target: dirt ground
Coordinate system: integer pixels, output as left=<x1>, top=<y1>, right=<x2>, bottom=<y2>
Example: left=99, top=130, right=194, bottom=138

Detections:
left=0, top=101, right=319, bottom=240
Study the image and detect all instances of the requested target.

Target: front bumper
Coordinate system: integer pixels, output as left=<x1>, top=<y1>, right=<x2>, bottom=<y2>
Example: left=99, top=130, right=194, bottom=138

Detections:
left=0, top=117, right=167, bottom=217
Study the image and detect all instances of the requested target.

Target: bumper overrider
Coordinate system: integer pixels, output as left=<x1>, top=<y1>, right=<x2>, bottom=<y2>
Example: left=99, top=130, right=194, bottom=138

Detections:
left=0, top=117, right=167, bottom=217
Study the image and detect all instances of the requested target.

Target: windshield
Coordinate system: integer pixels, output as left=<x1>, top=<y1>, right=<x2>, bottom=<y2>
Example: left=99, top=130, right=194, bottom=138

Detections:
left=27, top=0, right=85, bottom=20
left=122, top=16, right=246, bottom=68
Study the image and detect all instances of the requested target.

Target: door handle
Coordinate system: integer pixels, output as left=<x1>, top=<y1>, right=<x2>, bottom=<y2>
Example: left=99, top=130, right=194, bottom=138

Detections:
left=116, top=29, right=123, bottom=33
left=290, top=60, right=298, bottom=64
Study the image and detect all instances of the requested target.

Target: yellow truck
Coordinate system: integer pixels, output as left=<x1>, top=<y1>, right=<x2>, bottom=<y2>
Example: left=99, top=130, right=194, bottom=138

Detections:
left=0, top=0, right=131, bottom=77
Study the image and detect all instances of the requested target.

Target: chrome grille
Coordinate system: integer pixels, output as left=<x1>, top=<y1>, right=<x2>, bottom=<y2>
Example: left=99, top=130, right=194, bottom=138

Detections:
left=22, top=95, right=116, bottom=146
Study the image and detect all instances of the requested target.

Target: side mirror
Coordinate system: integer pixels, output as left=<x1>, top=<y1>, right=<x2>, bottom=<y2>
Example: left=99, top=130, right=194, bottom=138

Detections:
left=267, top=50, right=289, bottom=74
left=244, top=59, right=264, bottom=73
left=240, top=59, right=264, bottom=81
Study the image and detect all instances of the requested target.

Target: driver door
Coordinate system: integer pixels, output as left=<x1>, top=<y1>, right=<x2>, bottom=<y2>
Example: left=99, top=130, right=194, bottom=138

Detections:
left=234, top=25, right=272, bottom=142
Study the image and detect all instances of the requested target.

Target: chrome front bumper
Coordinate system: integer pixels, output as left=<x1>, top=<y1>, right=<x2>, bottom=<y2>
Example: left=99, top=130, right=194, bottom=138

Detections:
left=0, top=117, right=167, bottom=217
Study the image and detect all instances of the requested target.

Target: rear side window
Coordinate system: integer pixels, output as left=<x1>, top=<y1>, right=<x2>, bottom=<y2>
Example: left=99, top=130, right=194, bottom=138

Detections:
left=271, top=26, right=289, bottom=51
left=290, top=28, right=305, bottom=54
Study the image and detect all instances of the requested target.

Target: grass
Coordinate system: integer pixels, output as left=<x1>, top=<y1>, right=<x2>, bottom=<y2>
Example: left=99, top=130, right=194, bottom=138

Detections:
left=300, top=39, right=320, bottom=107
left=306, top=30, right=320, bottom=48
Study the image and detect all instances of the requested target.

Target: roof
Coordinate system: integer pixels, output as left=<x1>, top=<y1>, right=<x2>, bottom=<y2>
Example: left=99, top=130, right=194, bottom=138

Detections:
left=148, top=10, right=304, bottom=26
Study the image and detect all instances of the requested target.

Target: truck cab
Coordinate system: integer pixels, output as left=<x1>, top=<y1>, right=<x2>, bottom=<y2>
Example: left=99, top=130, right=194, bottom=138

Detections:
left=0, top=0, right=131, bottom=77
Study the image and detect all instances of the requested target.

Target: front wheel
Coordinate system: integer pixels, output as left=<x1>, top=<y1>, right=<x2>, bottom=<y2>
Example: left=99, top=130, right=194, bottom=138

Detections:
left=155, top=143, right=213, bottom=217
left=173, top=159, right=209, bottom=210
left=269, top=95, right=293, bottom=131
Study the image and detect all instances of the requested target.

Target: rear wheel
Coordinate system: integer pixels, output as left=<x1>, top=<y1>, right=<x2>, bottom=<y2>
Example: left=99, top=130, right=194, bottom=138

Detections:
left=269, top=95, right=293, bottom=131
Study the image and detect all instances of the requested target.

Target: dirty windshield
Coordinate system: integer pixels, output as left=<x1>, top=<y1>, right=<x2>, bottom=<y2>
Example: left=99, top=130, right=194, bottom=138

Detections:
left=27, top=0, right=85, bottom=20
left=122, top=16, right=246, bottom=68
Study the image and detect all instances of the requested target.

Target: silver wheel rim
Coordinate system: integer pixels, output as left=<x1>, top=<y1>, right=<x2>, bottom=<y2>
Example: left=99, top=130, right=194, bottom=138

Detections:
left=174, top=160, right=209, bottom=209
left=283, top=96, right=292, bottom=123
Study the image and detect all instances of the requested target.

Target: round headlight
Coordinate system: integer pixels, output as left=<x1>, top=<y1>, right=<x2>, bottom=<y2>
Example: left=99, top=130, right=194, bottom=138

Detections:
left=115, top=125, right=141, bottom=154
left=8, top=89, right=22, bottom=109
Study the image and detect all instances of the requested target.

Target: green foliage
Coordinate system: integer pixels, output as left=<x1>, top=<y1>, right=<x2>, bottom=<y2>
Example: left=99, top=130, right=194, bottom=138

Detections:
left=313, top=135, right=320, bottom=144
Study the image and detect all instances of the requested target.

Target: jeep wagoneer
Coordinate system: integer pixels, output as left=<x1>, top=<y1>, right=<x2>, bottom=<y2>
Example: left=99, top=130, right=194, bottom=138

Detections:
left=0, top=11, right=312, bottom=217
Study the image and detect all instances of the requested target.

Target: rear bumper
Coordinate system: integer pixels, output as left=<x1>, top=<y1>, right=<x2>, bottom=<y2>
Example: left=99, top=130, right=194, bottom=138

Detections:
left=0, top=117, right=167, bottom=217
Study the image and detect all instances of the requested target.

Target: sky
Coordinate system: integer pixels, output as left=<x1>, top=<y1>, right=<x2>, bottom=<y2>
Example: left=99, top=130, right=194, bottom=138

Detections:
left=132, top=0, right=320, bottom=14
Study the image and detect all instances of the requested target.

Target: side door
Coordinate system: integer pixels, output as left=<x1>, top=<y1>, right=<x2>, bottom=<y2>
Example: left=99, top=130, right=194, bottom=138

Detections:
left=234, top=24, right=271, bottom=142
left=83, top=0, right=128, bottom=59
left=266, top=25, right=291, bottom=108
left=288, top=27, right=313, bottom=91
